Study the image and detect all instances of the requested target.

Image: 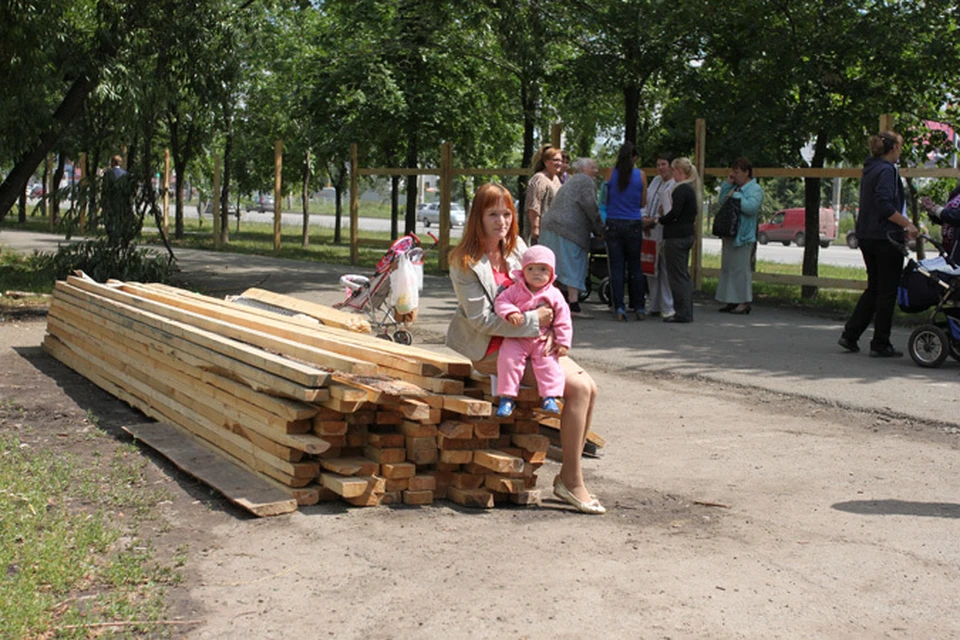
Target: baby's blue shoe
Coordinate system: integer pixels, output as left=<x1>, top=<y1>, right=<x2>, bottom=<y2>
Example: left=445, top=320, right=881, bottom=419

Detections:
left=541, top=397, right=560, bottom=414
left=496, top=397, right=516, bottom=418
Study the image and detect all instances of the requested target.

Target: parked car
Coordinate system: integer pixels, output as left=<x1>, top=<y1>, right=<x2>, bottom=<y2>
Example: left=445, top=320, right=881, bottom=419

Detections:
left=202, top=201, right=240, bottom=217
left=246, top=194, right=275, bottom=213
left=28, top=183, right=44, bottom=199
left=418, top=202, right=466, bottom=227
left=757, top=207, right=838, bottom=248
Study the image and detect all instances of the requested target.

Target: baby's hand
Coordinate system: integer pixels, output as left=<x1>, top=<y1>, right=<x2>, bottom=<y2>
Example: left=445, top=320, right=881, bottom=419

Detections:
left=507, top=312, right=523, bottom=326
left=556, top=345, right=569, bottom=357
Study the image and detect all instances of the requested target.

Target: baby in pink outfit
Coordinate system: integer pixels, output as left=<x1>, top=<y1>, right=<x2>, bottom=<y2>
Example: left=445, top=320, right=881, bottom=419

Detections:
left=493, top=245, right=573, bottom=417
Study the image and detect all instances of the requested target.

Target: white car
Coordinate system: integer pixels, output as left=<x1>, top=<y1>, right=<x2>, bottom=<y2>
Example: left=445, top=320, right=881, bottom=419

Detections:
left=418, top=202, right=466, bottom=227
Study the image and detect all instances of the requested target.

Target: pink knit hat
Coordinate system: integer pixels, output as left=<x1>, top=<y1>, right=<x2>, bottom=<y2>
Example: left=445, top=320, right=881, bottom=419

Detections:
left=511, top=245, right=556, bottom=283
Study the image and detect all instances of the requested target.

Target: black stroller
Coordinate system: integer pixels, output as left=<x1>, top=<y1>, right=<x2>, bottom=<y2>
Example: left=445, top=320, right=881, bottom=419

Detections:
left=896, top=234, right=960, bottom=368
left=579, top=236, right=611, bottom=305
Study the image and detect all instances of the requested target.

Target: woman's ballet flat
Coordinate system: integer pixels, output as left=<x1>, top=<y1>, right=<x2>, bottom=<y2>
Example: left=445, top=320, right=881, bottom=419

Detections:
left=729, top=304, right=752, bottom=315
left=553, top=477, right=606, bottom=515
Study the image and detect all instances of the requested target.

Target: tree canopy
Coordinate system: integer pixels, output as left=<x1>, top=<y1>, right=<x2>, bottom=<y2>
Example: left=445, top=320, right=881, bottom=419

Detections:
left=2, top=0, right=958, bottom=230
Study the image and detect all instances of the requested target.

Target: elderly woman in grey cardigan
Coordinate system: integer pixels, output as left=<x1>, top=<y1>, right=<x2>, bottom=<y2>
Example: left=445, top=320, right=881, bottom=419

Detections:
left=538, top=158, right=605, bottom=317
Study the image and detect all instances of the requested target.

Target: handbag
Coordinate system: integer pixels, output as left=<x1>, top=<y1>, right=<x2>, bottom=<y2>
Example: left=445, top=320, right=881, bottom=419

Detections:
left=641, top=237, right=658, bottom=276
left=712, top=193, right=741, bottom=238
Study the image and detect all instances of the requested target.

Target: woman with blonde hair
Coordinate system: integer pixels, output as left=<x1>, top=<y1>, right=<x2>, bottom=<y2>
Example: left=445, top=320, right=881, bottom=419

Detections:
left=447, top=182, right=605, bottom=514
left=645, top=157, right=700, bottom=323
left=525, top=144, right=563, bottom=244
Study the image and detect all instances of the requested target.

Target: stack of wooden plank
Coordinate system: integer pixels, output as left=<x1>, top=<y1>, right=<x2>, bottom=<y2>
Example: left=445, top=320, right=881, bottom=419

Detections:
left=41, top=275, right=594, bottom=515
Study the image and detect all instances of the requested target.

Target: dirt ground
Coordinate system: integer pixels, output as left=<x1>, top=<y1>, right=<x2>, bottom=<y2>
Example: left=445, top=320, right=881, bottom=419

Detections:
left=2, top=312, right=959, bottom=639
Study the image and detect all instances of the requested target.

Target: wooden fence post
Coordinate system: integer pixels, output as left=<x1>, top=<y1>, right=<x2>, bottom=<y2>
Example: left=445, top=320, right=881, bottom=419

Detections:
left=213, top=155, right=222, bottom=249
left=163, top=148, right=170, bottom=236
left=879, top=114, right=894, bottom=132
left=693, top=118, right=707, bottom=289
left=439, top=141, right=453, bottom=272
left=550, top=123, right=562, bottom=150
left=350, top=143, right=359, bottom=265
left=78, top=153, right=87, bottom=235
left=273, top=140, right=283, bottom=251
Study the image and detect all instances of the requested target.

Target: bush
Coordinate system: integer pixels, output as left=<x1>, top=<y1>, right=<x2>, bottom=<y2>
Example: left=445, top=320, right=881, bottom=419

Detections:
left=36, top=240, right=175, bottom=283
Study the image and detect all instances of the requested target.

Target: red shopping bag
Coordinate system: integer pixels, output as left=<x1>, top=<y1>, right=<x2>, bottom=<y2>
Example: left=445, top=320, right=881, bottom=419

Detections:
left=641, top=238, right=658, bottom=276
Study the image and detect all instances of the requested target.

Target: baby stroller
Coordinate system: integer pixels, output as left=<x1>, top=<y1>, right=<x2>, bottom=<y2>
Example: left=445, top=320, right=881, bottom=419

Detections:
left=896, top=234, right=960, bottom=368
left=580, top=235, right=611, bottom=305
left=335, top=232, right=435, bottom=345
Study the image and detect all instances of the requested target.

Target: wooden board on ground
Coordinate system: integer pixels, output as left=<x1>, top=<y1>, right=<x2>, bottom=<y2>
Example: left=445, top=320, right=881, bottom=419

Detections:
left=122, top=421, right=297, bottom=517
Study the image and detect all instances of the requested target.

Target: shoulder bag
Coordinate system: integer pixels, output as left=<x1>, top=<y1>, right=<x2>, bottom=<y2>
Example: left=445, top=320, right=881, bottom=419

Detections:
left=712, top=191, right=741, bottom=238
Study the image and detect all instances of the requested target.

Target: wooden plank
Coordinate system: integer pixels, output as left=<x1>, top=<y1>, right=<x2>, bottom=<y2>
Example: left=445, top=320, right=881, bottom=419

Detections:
left=131, top=283, right=440, bottom=376
left=53, top=283, right=331, bottom=391
left=235, top=289, right=475, bottom=377
left=446, top=486, right=494, bottom=509
left=43, top=334, right=317, bottom=487
left=47, top=311, right=325, bottom=457
left=442, top=395, right=491, bottom=417
left=438, top=420, right=474, bottom=439
left=123, top=422, right=297, bottom=517
left=402, top=490, right=433, bottom=505
left=235, top=287, right=372, bottom=332
left=484, top=474, right=525, bottom=494
left=472, top=449, right=525, bottom=474
left=65, top=276, right=377, bottom=375
left=320, top=473, right=381, bottom=498
left=319, top=457, right=379, bottom=477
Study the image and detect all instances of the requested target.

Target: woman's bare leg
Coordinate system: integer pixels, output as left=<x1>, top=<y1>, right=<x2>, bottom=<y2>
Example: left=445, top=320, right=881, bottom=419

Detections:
left=558, top=356, right=598, bottom=504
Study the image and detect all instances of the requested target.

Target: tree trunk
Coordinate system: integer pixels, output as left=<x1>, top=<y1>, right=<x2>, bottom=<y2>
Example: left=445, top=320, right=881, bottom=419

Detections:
left=221, top=126, right=234, bottom=245
left=518, top=78, right=537, bottom=238
left=51, top=154, right=66, bottom=226
left=801, top=129, right=829, bottom=299
left=404, top=136, right=418, bottom=236
left=0, top=75, right=95, bottom=222
left=623, top=85, right=640, bottom=145
left=302, top=149, right=311, bottom=247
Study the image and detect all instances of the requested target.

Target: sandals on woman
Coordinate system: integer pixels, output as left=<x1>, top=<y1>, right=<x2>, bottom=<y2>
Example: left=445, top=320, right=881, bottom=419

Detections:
left=553, top=476, right=606, bottom=515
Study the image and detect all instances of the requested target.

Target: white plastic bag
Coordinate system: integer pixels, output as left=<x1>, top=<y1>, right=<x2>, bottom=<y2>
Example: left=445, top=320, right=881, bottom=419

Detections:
left=389, top=253, right=419, bottom=315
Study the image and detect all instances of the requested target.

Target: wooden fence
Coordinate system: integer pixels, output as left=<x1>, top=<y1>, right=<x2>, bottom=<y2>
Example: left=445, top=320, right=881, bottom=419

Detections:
left=349, top=116, right=960, bottom=291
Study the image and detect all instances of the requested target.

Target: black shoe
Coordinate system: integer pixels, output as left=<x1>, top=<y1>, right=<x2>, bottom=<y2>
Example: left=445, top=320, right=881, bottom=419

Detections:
left=663, top=316, right=691, bottom=323
left=569, top=301, right=582, bottom=313
left=869, top=345, right=903, bottom=358
left=837, top=336, right=859, bottom=353
left=718, top=304, right=737, bottom=313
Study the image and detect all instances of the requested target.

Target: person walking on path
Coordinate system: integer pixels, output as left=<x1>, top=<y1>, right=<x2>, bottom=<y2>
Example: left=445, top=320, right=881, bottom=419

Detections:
left=446, top=182, right=605, bottom=515
left=493, top=245, right=572, bottom=418
left=716, top=157, right=763, bottom=315
left=539, top=157, right=605, bottom=317
left=839, top=131, right=919, bottom=357
left=643, top=152, right=676, bottom=318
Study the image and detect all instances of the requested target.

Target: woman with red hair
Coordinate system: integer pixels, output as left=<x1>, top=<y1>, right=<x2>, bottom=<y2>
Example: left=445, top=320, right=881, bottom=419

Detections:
left=446, top=183, right=605, bottom=514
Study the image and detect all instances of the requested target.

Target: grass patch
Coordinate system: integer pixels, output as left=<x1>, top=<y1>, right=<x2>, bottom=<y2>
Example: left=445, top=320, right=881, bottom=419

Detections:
left=0, top=431, right=180, bottom=638
left=7, top=214, right=931, bottom=326
left=0, top=247, right=57, bottom=298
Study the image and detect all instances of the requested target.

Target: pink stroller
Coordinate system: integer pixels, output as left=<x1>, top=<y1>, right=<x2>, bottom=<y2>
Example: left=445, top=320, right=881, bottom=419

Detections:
left=334, top=233, right=434, bottom=344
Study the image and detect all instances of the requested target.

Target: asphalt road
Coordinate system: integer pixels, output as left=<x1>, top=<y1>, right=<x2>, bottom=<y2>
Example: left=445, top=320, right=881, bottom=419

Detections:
left=165, top=206, right=866, bottom=269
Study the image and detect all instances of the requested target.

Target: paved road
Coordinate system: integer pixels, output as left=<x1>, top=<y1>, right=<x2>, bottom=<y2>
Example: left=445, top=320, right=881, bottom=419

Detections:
left=163, top=207, right=866, bottom=269
left=3, top=227, right=954, bottom=428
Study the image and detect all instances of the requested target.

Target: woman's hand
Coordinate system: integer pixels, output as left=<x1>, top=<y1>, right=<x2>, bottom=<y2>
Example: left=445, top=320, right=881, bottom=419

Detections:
left=920, top=196, right=935, bottom=212
left=539, top=328, right=557, bottom=356
left=536, top=305, right=554, bottom=328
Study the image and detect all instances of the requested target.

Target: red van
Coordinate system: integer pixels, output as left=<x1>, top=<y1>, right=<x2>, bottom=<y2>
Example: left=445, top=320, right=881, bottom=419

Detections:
left=757, top=207, right=838, bottom=248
